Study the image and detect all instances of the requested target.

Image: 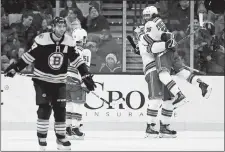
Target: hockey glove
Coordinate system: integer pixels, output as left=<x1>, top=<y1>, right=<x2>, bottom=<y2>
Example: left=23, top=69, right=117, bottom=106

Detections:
left=4, top=62, right=18, bottom=77
left=133, top=45, right=140, bottom=55
left=165, top=39, right=177, bottom=50
left=81, top=74, right=96, bottom=92
left=161, top=32, right=174, bottom=42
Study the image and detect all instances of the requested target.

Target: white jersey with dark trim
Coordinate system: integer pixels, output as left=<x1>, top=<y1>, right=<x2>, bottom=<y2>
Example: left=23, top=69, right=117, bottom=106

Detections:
left=138, top=17, right=168, bottom=76
left=140, top=17, right=168, bottom=53
left=138, top=35, right=156, bottom=76
left=21, top=32, right=84, bottom=83
left=67, top=46, right=91, bottom=80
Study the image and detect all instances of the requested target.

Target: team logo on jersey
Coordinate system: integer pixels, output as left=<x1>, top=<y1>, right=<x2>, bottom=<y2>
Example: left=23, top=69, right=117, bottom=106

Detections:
left=48, top=52, right=64, bottom=70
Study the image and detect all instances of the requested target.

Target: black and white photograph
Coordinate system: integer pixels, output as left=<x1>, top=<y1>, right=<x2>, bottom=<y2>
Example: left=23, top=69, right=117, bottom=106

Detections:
left=0, top=0, right=224, bottom=151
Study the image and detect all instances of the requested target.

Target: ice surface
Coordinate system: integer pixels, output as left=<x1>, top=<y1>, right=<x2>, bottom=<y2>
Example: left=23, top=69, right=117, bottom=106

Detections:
left=2, top=130, right=224, bottom=151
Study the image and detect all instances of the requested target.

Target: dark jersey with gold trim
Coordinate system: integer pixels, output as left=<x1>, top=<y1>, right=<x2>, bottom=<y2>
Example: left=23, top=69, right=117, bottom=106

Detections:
left=21, top=32, right=84, bottom=83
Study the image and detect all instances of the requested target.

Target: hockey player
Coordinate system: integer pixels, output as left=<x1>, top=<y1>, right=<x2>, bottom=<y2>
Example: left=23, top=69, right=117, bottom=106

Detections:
left=139, top=6, right=212, bottom=136
left=4, top=17, right=96, bottom=150
left=141, top=6, right=212, bottom=102
left=134, top=12, right=177, bottom=138
left=66, top=28, right=91, bottom=140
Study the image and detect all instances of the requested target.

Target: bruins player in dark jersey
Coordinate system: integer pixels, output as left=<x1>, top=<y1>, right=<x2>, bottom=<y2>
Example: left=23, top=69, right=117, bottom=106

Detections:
left=4, top=17, right=96, bottom=151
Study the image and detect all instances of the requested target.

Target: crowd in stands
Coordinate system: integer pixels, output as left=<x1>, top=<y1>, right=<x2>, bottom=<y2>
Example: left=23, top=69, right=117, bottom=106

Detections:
left=157, top=0, right=224, bottom=74
left=1, top=0, right=224, bottom=75
left=1, top=0, right=122, bottom=74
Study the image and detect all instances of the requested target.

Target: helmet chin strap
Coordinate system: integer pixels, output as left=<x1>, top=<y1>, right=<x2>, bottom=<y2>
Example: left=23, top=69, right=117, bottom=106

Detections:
left=53, top=32, right=63, bottom=39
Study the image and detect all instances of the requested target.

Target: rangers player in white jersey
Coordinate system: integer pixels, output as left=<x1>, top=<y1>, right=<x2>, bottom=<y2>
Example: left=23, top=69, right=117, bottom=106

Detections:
left=137, top=6, right=212, bottom=137
left=134, top=20, right=177, bottom=138
left=66, top=28, right=91, bottom=140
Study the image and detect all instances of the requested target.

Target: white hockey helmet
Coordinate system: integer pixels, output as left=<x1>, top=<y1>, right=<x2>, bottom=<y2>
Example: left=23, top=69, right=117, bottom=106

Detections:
left=72, top=28, right=87, bottom=46
left=142, top=6, right=158, bottom=21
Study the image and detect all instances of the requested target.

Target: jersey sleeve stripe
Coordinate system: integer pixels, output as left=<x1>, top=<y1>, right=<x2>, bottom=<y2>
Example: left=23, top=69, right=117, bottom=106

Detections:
left=144, top=61, right=156, bottom=74
left=153, top=17, right=160, bottom=23
left=68, top=66, right=79, bottom=74
left=24, top=52, right=35, bottom=61
left=23, top=52, right=35, bottom=62
left=21, top=53, right=34, bottom=64
left=73, top=59, right=84, bottom=68
left=21, top=55, right=32, bottom=65
left=143, top=34, right=154, bottom=52
left=70, top=57, right=85, bottom=68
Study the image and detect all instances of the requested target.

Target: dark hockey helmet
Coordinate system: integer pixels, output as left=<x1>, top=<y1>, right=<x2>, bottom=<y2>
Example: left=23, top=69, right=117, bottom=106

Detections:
left=52, top=17, right=67, bottom=26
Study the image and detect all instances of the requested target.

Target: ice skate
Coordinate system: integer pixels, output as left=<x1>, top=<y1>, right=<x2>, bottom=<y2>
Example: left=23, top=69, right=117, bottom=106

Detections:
left=66, top=126, right=73, bottom=139
left=71, top=125, right=85, bottom=140
left=56, top=138, right=71, bottom=150
left=145, top=123, right=159, bottom=138
left=199, top=81, right=212, bottom=99
left=173, top=91, right=189, bottom=109
left=38, top=138, right=47, bottom=151
left=159, top=121, right=177, bottom=138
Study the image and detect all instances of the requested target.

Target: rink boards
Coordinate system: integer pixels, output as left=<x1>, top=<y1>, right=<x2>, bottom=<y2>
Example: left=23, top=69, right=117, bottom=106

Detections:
left=1, top=74, right=224, bottom=131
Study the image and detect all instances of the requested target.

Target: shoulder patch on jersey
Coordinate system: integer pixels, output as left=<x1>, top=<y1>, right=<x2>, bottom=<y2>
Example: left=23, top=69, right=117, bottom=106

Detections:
left=61, top=34, right=74, bottom=47
left=76, top=46, right=84, bottom=52
left=31, top=42, right=38, bottom=50
left=35, top=33, right=54, bottom=46
left=152, top=17, right=160, bottom=23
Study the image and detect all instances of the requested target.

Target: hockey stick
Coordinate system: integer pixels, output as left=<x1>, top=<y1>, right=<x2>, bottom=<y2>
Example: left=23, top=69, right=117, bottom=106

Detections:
left=183, top=65, right=206, bottom=75
left=174, top=27, right=202, bottom=47
left=127, top=27, right=201, bottom=51
left=127, top=30, right=206, bottom=75
left=127, top=35, right=137, bottom=49
left=1, top=71, right=125, bottom=107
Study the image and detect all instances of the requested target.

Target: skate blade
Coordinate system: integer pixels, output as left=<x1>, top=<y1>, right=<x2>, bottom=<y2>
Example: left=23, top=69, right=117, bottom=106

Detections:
left=71, top=134, right=85, bottom=140
left=145, top=133, right=159, bottom=138
left=204, top=87, right=212, bottom=99
left=159, top=133, right=177, bottom=138
left=39, top=146, right=46, bottom=151
left=57, top=145, right=71, bottom=151
left=174, top=99, right=189, bottom=110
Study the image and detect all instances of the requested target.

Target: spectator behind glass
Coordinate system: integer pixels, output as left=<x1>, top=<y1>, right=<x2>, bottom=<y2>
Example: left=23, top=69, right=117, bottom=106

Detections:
left=183, top=18, right=212, bottom=67
left=37, top=18, right=52, bottom=34
left=65, top=8, right=81, bottom=36
left=83, top=2, right=110, bottom=33
left=97, top=29, right=122, bottom=65
left=60, top=0, right=85, bottom=27
left=204, top=0, right=225, bottom=37
left=208, top=29, right=225, bottom=74
left=99, top=53, right=122, bottom=73
left=10, top=12, right=37, bottom=49
left=169, top=0, right=200, bottom=39
left=25, top=0, right=53, bottom=32
left=86, top=35, right=104, bottom=73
